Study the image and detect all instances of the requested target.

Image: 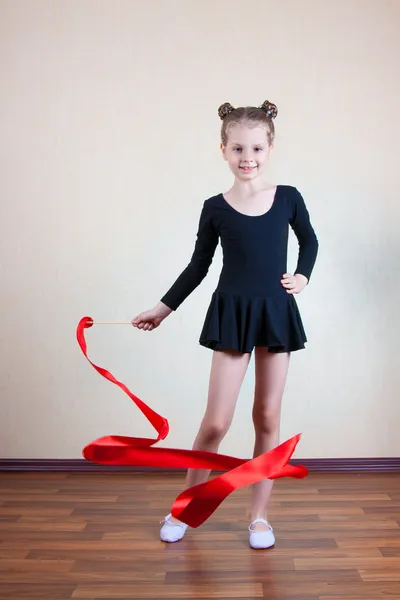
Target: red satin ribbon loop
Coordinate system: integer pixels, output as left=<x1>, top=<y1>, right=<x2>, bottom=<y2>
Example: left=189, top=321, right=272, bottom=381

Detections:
left=77, top=316, right=307, bottom=527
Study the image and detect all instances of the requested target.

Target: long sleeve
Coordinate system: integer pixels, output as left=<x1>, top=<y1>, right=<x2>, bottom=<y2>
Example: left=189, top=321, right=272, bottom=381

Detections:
left=289, top=188, right=319, bottom=281
left=160, top=200, right=219, bottom=310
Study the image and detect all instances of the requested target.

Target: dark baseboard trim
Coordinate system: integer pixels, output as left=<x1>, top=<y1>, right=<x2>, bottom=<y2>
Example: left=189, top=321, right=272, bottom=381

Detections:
left=0, top=458, right=399, bottom=472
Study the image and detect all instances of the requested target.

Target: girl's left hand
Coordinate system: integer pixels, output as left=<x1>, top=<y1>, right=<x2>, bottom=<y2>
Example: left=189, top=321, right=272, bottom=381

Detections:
left=281, top=273, right=308, bottom=294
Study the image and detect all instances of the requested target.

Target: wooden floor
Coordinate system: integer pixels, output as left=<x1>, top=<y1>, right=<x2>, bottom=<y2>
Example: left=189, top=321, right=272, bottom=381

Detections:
left=0, top=471, right=399, bottom=599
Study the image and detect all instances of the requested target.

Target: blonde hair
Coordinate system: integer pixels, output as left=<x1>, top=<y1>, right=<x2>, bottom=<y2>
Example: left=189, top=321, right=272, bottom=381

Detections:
left=218, top=100, right=278, bottom=146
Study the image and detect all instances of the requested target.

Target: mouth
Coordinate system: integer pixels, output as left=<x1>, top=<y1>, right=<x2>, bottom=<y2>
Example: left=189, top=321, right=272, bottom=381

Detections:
left=240, top=166, right=256, bottom=173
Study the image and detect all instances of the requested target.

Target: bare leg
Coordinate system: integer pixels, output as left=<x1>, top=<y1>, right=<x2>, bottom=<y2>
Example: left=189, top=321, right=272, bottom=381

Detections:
left=250, top=348, right=290, bottom=529
left=169, top=349, right=251, bottom=523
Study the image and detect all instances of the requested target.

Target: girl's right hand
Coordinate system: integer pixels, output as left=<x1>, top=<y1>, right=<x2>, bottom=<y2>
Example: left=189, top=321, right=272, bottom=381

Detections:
left=131, top=302, right=172, bottom=331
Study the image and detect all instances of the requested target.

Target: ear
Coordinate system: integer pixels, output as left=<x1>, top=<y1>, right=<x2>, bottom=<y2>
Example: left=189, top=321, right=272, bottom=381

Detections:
left=220, top=142, right=227, bottom=161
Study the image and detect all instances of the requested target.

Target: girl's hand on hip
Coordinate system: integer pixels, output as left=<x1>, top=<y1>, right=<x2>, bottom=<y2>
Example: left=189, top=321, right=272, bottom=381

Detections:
left=281, top=273, right=308, bottom=294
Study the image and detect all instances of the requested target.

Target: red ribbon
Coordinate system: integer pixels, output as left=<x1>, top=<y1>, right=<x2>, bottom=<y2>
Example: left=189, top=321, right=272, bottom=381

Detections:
left=77, top=316, right=308, bottom=527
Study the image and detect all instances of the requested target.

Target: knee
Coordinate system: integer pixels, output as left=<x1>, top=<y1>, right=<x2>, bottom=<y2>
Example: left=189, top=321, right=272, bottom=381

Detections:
left=199, top=420, right=230, bottom=445
left=252, top=405, right=281, bottom=436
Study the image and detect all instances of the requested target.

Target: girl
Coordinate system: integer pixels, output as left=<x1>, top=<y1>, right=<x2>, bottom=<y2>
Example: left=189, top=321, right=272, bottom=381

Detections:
left=132, top=100, right=318, bottom=549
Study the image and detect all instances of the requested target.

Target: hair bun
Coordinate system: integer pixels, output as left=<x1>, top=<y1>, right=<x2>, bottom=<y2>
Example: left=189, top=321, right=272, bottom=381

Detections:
left=260, top=100, right=278, bottom=120
left=218, top=102, right=235, bottom=120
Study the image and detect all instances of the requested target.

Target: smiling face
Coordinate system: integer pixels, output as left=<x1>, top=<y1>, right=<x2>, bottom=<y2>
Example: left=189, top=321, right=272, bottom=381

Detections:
left=221, top=123, right=272, bottom=181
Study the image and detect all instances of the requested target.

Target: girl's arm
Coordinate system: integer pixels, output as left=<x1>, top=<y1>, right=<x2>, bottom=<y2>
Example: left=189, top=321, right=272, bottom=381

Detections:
left=289, top=188, right=319, bottom=283
left=160, top=200, right=219, bottom=310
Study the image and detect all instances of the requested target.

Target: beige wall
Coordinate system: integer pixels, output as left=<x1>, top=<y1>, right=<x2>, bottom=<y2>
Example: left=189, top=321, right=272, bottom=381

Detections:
left=1, top=0, right=399, bottom=460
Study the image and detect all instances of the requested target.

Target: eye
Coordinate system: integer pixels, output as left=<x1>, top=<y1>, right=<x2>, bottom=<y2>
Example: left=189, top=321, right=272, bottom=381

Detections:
left=255, top=147, right=263, bottom=152
left=234, top=147, right=242, bottom=152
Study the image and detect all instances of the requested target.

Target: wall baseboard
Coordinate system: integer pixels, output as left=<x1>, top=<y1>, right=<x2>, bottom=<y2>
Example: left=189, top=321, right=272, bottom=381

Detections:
left=0, top=458, right=399, bottom=472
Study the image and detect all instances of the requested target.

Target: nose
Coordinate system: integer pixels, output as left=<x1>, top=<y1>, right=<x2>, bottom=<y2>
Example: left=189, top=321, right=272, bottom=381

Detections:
left=241, top=149, right=253, bottom=162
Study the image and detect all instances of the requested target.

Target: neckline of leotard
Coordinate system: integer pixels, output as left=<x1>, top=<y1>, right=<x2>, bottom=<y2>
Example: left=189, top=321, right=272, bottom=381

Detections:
left=219, top=185, right=280, bottom=218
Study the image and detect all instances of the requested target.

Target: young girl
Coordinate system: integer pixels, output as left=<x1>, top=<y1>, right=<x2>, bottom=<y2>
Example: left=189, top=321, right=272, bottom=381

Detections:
left=132, top=100, right=318, bottom=549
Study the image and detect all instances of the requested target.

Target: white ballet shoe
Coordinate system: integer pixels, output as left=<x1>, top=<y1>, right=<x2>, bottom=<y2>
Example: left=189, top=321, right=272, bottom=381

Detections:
left=160, top=513, right=188, bottom=543
left=248, top=518, right=275, bottom=549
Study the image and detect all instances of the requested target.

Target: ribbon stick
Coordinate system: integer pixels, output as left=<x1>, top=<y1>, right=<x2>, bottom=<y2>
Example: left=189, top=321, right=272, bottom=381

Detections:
left=77, top=316, right=308, bottom=527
